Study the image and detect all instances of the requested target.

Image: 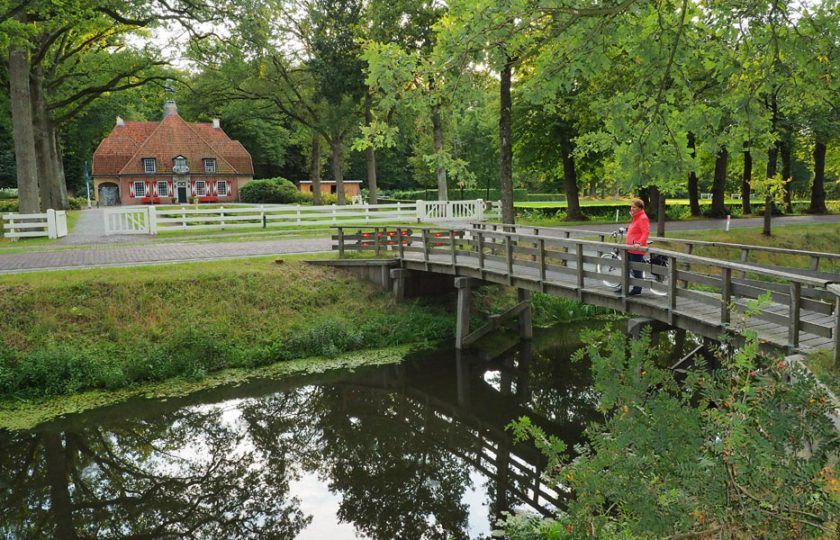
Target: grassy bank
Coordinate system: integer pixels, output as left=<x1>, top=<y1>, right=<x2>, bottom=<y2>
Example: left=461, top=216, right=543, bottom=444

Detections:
left=0, top=256, right=607, bottom=402
left=0, top=258, right=457, bottom=400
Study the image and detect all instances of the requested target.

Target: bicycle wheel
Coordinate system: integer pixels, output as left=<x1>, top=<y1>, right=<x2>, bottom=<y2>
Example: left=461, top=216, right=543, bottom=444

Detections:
left=648, top=259, right=669, bottom=296
left=598, top=253, right=622, bottom=289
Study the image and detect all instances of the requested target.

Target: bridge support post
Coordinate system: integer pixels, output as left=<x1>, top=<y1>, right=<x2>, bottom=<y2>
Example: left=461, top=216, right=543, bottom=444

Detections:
left=455, top=277, right=474, bottom=349
left=390, top=268, right=408, bottom=303
left=518, top=288, right=533, bottom=340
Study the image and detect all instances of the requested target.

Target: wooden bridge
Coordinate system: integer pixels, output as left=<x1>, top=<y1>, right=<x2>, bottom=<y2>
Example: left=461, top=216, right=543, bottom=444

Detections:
left=332, top=224, right=840, bottom=361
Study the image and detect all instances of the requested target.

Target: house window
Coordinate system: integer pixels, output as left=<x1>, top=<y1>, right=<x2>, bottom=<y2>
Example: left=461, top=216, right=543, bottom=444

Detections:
left=204, top=159, right=216, bottom=173
left=157, top=181, right=169, bottom=197
left=143, top=158, right=156, bottom=174
left=173, top=156, right=188, bottom=173
left=216, top=180, right=227, bottom=196
left=134, top=181, right=146, bottom=198
left=195, top=181, right=207, bottom=196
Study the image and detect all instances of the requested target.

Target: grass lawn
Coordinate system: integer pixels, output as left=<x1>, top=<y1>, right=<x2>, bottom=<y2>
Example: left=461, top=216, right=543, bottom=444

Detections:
left=658, top=223, right=840, bottom=272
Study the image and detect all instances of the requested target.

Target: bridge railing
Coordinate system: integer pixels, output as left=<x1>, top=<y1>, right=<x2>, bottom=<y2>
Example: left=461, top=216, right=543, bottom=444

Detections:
left=471, top=222, right=840, bottom=277
left=334, top=225, right=840, bottom=359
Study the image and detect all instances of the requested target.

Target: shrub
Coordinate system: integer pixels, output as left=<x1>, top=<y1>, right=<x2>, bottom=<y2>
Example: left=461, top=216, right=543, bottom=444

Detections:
left=526, top=193, right=566, bottom=202
left=0, top=199, right=18, bottom=213
left=67, top=196, right=87, bottom=210
left=298, top=191, right=339, bottom=206
left=240, top=177, right=302, bottom=204
left=503, top=323, right=839, bottom=538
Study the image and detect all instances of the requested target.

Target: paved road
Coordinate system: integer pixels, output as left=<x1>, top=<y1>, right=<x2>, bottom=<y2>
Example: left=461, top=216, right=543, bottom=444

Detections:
left=541, top=214, right=840, bottom=234
left=0, top=214, right=836, bottom=274
left=0, top=237, right=333, bottom=274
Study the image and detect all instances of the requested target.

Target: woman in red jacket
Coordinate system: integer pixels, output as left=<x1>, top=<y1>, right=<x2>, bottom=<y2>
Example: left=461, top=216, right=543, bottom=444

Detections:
left=625, top=198, right=650, bottom=295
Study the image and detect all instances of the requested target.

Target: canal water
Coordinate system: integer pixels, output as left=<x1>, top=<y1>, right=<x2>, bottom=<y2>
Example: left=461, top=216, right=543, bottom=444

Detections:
left=0, top=323, right=602, bottom=539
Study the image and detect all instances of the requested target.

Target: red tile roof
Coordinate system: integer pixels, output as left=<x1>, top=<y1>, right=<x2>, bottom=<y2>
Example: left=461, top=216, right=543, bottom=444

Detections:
left=92, top=111, right=253, bottom=177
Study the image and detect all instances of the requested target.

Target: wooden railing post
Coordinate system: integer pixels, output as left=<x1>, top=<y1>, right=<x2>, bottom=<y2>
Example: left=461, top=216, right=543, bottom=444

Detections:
left=788, top=281, right=801, bottom=349
left=668, top=255, right=677, bottom=324
left=721, top=267, right=732, bottom=326
left=739, top=248, right=749, bottom=278
left=374, top=226, right=381, bottom=257
left=810, top=255, right=820, bottom=272
left=337, top=227, right=345, bottom=257
left=450, top=229, right=457, bottom=267
left=833, top=291, right=840, bottom=367
left=477, top=231, right=485, bottom=278
left=576, top=244, right=585, bottom=300
left=505, top=234, right=514, bottom=285
left=422, top=229, right=430, bottom=270
left=397, top=227, right=405, bottom=259
left=539, top=239, right=546, bottom=291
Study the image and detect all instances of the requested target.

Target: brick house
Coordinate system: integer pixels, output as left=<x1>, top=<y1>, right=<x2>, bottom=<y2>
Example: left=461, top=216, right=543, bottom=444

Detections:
left=92, top=101, right=253, bottom=206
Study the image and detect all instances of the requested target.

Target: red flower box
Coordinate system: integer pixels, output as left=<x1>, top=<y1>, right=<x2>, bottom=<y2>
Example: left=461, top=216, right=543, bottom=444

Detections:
left=198, top=196, right=218, bottom=203
left=140, top=197, right=161, bottom=204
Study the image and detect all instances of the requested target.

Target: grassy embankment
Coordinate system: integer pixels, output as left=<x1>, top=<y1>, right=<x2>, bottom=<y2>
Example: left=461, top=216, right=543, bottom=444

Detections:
left=0, top=255, right=606, bottom=405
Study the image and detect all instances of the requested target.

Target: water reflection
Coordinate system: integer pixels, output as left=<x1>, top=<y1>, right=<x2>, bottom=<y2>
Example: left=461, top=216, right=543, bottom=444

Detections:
left=0, top=324, right=601, bottom=539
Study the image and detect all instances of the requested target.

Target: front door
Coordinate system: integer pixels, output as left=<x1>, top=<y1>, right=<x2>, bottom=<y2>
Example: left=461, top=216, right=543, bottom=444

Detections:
left=177, top=186, right=188, bottom=203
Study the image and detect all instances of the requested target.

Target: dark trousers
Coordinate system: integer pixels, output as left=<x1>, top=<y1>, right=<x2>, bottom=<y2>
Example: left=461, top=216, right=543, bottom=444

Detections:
left=629, top=252, right=644, bottom=293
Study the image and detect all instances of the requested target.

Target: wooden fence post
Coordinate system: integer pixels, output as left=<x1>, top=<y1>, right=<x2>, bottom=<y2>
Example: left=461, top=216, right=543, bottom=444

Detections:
left=337, top=227, right=345, bottom=257
left=46, top=209, right=57, bottom=239
left=788, top=281, right=801, bottom=349
left=721, top=267, right=732, bottom=326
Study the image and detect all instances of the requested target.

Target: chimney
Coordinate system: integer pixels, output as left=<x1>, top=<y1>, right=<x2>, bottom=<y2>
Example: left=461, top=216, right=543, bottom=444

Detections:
left=212, top=118, right=220, bottom=129
left=116, top=116, right=125, bottom=126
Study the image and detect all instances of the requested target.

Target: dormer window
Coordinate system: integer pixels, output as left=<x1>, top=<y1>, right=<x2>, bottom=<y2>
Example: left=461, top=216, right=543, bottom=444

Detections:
left=143, top=158, right=156, bottom=174
left=173, top=156, right=189, bottom=174
left=204, top=158, right=216, bottom=173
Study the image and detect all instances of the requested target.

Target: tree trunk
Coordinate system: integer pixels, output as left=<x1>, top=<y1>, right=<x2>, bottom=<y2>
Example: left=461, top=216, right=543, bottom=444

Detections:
left=431, top=105, right=447, bottom=201
left=780, top=128, right=793, bottom=213
left=329, top=138, right=345, bottom=205
left=52, top=125, right=68, bottom=207
left=764, top=144, right=779, bottom=236
left=309, top=132, right=322, bottom=205
left=32, top=69, right=65, bottom=210
left=365, top=106, right=377, bottom=204
left=807, top=137, right=827, bottom=214
left=499, top=56, right=515, bottom=225
left=558, top=129, right=584, bottom=220
left=687, top=132, right=700, bottom=216
left=710, top=146, right=728, bottom=217
left=741, top=150, right=752, bottom=214
left=8, top=38, right=40, bottom=213
left=655, top=187, right=666, bottom=237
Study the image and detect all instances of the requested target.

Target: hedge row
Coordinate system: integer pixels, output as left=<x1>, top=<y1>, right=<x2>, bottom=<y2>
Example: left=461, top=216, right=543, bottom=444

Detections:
left=388, top=188, right=529, bottom=201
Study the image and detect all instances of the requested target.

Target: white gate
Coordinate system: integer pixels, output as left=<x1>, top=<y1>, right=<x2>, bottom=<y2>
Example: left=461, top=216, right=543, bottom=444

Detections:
left=416, top=199, right=486, bottom=221
left=104, top=207, right=150, bottom=235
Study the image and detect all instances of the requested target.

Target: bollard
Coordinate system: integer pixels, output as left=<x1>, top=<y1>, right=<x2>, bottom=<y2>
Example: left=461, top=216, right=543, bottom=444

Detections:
left=725, top=215, right=731, bottom=232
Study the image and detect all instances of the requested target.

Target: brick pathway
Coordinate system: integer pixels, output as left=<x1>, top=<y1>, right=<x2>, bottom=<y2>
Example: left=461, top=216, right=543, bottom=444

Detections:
left=0, top=237, right=333, bottom=274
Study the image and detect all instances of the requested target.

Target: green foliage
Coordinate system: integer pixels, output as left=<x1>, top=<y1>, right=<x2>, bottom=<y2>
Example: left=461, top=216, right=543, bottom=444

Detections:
left=0, top=199, right=18, bottom=212
left=526, top=193, right=566, bottom=202
left=240, top=177, right=303, bottom=204
left=503, top=325, right=839, bottom=538
left=297, top=191, right=339, bottom=206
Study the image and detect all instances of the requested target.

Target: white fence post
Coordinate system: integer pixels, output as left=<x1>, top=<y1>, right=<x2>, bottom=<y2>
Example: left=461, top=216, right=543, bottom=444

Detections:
left=220, top=206, right=225, bottom=230
left=8, top=214, right=17, bottom=241
left=56, top=211, right=68, bottom=237
left=416, top=199, right=425, bottom=223
left=476, top=199, right=484, bottom=221
left=46, top=209, right=57, bottom=239
left=148, top=205, right=158, bottom=235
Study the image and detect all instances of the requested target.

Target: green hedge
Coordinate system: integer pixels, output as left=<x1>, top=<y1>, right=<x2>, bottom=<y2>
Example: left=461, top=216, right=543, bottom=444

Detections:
left=388, top=188, right=529, bottom=201
left=526, top=193, right=566, bottom=202
left=240, top=177, right=303, bottom=204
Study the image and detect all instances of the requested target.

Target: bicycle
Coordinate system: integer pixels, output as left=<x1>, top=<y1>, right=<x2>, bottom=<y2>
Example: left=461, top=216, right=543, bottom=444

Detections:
left=596, top=227, right=669, bottom=296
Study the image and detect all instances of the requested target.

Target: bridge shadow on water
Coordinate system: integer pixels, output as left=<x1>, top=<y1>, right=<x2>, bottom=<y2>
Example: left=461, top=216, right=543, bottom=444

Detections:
left=0, top=324, right=603, bottom=539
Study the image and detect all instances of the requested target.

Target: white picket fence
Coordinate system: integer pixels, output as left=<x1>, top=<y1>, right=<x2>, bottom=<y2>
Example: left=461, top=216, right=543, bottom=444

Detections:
left=2, top=209, right=68, bottom=240
left=103, top=199, right=497, bottom=235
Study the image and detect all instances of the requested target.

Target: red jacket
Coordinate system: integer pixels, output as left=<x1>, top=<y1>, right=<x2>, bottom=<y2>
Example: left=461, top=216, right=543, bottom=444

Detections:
left=626, top=210, right=650, bottom=255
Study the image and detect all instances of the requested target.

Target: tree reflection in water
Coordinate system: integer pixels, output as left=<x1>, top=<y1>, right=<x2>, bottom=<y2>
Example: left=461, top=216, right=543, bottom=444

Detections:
left=0, top=325, right=600, bottom=539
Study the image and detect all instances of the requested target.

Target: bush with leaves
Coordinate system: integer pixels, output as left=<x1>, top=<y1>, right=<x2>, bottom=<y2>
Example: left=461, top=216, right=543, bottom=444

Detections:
left=503, top=316, right=839, bottom=538
left=240, top=177, right=303, bottom=204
